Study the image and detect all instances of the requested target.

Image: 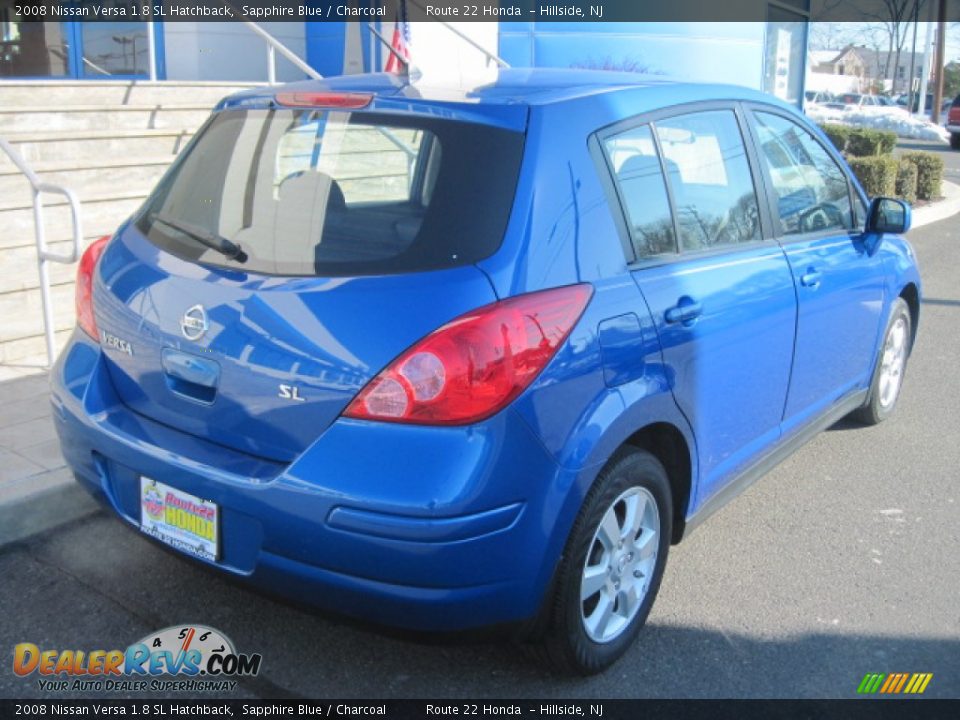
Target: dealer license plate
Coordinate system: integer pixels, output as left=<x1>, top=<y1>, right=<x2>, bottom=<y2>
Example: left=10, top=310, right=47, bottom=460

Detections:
left=140, top=477, right=219, bottom=561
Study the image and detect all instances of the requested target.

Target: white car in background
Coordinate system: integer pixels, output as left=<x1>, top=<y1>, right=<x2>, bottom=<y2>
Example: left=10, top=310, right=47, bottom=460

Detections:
left=830, top=94, right=907, bottom=114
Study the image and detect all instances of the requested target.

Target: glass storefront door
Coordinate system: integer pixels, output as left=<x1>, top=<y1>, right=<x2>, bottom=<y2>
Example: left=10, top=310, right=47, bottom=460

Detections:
left=78, top=20, right=150, bottom=77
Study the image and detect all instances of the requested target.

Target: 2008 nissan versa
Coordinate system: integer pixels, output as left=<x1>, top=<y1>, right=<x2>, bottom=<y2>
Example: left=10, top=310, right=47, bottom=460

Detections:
left=51, top=69, right=920, bottom=674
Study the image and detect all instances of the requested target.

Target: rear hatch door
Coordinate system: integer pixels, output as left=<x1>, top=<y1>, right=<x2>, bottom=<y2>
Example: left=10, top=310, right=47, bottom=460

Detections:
left=92, top=99, right=524, bottom=462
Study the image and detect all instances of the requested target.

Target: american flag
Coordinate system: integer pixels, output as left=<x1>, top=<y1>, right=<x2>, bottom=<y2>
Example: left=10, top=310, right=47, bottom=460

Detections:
left=384, top=2, right=411, bottom=73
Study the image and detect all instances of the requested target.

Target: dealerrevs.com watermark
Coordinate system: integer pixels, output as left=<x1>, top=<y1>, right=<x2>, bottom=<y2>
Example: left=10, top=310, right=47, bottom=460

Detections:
left=12, top=625, right=262, bottom=693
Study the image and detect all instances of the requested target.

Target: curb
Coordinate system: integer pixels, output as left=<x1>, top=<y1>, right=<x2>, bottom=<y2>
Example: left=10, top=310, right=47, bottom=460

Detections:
left=911, top=180, right=960, bottom=229
left=0, top=479, right=100, bottom=547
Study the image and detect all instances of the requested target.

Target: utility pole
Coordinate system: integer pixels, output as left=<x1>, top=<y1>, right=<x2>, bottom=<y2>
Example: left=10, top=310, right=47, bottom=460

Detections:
left=931, top=0, right=946, bottom=124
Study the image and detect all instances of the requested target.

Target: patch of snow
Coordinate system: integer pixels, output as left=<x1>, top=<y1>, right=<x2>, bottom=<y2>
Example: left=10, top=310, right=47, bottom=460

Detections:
left=806, top=105, right=950, bottom=143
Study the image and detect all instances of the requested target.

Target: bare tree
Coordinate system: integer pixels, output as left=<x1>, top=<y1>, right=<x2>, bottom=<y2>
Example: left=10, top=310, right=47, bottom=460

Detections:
left=862, top=0, right=925, bottom=92
left=809, top=23, right=857, bottom=51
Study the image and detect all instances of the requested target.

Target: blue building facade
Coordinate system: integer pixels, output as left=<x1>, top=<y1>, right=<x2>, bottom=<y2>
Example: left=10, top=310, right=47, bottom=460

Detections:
left=1, top=15, right=808, bottom=106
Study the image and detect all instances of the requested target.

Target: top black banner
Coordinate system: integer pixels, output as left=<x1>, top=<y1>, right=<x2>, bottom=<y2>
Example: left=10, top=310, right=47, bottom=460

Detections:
left=12, top=0, right=960, bottom=23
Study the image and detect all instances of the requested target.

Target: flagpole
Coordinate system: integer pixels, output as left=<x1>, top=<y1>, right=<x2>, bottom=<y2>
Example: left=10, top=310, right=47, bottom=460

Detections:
left=367, top=23, right=411, bottom=72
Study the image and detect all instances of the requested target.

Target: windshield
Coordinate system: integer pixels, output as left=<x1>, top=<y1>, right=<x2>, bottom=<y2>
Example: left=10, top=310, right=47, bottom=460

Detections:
left=137, top=108, right=525, bottom=276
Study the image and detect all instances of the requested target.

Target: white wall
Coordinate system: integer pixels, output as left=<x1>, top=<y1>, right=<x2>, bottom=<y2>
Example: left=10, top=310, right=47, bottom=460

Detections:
left=407, top=22, right=500, bottom=85
left=163, top=22, right=307, bottom=82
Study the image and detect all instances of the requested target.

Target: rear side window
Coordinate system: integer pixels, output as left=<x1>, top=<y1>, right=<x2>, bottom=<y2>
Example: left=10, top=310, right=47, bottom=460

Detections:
left=137, top=109, right=524, bottom=276
left=751, top=111, right=854, bottom=236
left=654, top=110, right=761, bottom=252
left=603, top=125, right=676, bottom=257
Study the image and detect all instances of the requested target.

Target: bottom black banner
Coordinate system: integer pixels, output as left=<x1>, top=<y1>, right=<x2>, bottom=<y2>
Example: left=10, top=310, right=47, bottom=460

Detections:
left=1, top=699, right=959, bottom=720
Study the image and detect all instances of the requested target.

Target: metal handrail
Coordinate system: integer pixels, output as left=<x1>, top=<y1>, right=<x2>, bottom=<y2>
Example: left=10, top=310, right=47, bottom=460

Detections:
left=0, top=138, right=84, bottom=367
left=210, top=5, right=321, bottom=85
left=240, top=20, right=323, bottom=84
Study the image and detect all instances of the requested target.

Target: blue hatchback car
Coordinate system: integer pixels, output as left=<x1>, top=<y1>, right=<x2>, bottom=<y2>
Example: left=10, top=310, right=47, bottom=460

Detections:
left=52, top=70, right=920, bottom=674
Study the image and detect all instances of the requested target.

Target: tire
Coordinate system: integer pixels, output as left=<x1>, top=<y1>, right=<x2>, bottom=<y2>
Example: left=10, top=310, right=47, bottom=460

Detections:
left=538, top=448, right=672, bottom=675
left=853, top=298, right=912, bottom=425
left=951, top=133, right=960, bottom=150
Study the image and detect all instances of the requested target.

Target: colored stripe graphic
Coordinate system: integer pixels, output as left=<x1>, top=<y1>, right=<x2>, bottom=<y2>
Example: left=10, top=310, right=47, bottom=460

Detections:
left=894, top=673, right=910, bottom=693
left=905, top=673, right=934, bottom=694
left=879, top=674, right=896, bottom=693
left=857, top=672, right=932, bottom=694
left=858, top=673, right=885, bottom=694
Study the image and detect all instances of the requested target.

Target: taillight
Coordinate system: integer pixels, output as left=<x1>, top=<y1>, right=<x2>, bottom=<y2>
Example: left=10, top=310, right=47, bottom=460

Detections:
left=343, top=284, right=593, bottom=425
left=949, top=104, right=960, bottom=123
left=75, top=235, right=110, bottom=339
left=274, top=92, right=372, bottom=109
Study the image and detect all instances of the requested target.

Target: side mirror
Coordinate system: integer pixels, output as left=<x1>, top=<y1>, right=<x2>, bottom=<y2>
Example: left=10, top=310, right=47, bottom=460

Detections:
left=866, top=197, right=911, bottom=235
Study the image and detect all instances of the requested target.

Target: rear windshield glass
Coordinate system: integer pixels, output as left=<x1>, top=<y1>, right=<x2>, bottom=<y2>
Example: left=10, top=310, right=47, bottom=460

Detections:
left=136, top=108, right=525, bottom=276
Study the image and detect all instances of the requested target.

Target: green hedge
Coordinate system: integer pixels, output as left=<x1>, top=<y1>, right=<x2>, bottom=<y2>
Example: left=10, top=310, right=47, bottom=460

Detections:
left=820, top=124, right=851, bottom=153
left=846, top=128, right=898, bottom=157
left=901, top=151, right=944, bottom=200
left=848, top=156, right=899, bottom=198
left=895, top=161, right=919, bottom=205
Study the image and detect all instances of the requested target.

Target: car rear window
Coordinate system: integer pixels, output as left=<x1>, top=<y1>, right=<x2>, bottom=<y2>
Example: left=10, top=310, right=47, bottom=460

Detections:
left=136, top=108, right=524, bottom=276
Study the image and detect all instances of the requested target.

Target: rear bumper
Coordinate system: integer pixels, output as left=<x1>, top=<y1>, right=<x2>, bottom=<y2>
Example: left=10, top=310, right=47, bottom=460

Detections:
left=947, top=124, right=960, bottom=134
left=51, top=330, right=580, bottom=632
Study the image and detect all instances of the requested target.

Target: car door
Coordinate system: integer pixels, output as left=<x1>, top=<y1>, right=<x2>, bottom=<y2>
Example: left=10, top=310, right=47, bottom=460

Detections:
left=600, top=108, right=798, bottom=505
left=745, top=108, right=886, bottom=434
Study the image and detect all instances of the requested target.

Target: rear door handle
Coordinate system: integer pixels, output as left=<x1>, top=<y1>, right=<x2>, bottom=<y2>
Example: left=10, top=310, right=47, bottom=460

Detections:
left=800, top=270, right=823, bottom=288
left=665, top=298, right=703, bottom=325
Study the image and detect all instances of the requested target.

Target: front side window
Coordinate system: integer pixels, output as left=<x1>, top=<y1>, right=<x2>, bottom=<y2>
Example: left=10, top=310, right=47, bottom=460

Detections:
left=655, top=110, right=761, bottom=252
left=137, top=108, right=523, bottom=276
left=752, top=111, right=853, bottom=236
left=603, top=124, right=676, bottom=258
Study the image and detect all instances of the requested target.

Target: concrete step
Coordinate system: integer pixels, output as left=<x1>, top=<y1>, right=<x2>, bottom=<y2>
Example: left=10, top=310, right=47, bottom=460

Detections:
left=0, top=105, right=212, bottom=133
left=0, top=193, right=145, bottom=251
left=0, top=329, right=73, bottom=365
left=0, top=81, right=258, bottom=107
left=1, top=128, right=192, bottom=167
left=0, top=282, right=75, bottom=344
left=0, top=157, right=170, bottom=211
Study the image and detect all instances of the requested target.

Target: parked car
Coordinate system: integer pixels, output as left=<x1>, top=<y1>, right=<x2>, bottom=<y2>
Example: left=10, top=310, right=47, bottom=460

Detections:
left=945, top=95, right=960, bottom=145
left=832, top=93, right=906, bottom=114
left=803, top=90, right=834, bottom=106
left=896, top=92, right=952, bottom=116
left=51, top=70, right=921, bottom=675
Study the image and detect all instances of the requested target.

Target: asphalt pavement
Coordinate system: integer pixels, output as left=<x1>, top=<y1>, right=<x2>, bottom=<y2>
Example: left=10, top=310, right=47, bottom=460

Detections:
left=1, top=216, right=959, bottom=700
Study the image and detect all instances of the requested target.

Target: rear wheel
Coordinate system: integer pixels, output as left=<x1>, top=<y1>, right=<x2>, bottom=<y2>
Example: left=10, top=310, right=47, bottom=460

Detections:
left=853, top=298, right=912, bottom=425
left=539, top=449, right=672, bottom=675
left=951, top=133, right=960, bottom=150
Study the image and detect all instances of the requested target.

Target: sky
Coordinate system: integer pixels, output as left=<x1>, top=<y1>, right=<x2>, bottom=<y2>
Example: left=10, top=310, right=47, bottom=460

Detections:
left=811, top=22, right=960, bottom=64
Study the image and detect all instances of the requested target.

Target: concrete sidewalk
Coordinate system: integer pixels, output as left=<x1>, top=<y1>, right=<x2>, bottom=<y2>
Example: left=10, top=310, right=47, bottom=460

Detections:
left=0, top=371, right=98, bottom=545
left=912, top=179, right=960, bottom=228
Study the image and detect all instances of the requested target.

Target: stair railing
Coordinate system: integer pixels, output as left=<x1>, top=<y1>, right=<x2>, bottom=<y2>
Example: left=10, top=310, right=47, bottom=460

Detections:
left=0, top=138, right=84, bottom=368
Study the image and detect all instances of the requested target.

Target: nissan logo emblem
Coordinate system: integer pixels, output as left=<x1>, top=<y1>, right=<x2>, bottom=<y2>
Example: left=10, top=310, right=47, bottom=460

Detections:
left=180, top=304, right=208, bottom=341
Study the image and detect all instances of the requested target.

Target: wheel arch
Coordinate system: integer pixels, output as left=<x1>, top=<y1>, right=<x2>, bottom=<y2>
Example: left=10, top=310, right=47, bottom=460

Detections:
left=623, top=422, right=693, bottom=544
left=899, top=281, right=920, bottom=350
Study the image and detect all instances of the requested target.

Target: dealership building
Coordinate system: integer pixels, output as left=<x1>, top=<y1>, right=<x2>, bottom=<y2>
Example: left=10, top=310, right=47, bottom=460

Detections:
left=0, top=8, right=810, bottom=369
left=2, top=13, right=809, bottom=102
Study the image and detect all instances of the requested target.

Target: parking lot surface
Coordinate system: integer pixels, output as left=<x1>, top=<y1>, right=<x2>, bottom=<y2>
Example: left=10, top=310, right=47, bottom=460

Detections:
left=1, top=214, right=958, bottom=700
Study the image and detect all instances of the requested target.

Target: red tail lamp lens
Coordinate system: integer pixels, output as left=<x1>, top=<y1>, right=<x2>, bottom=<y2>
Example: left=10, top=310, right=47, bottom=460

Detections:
left=75, top=235, right=110, bottom=339
left=343, top=284, right=593, bottom=425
